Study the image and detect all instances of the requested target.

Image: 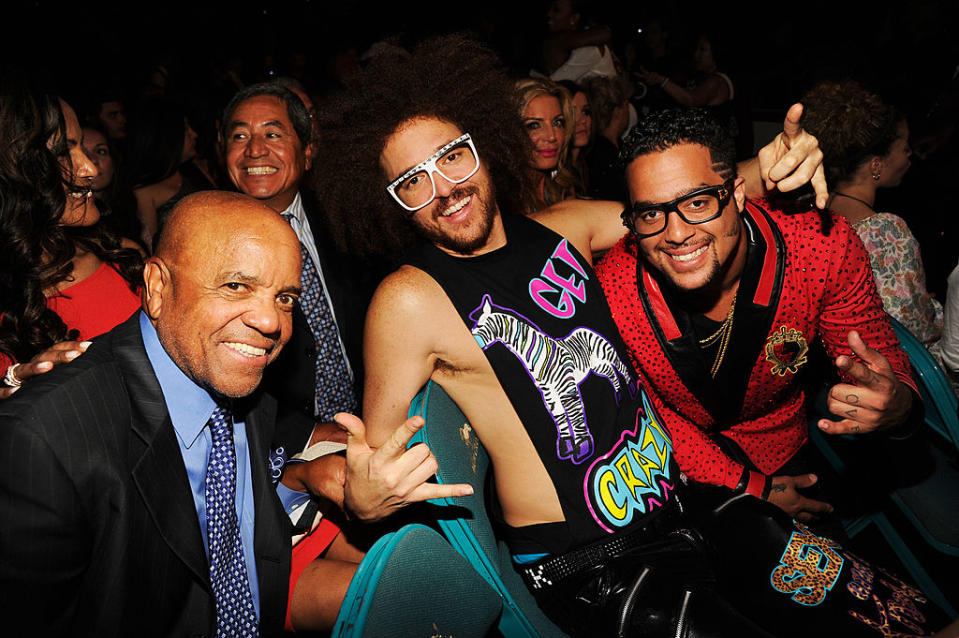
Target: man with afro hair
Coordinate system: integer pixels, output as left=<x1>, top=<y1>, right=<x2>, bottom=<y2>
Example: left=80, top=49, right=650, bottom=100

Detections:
left=309, top=34, right=937, bottom=637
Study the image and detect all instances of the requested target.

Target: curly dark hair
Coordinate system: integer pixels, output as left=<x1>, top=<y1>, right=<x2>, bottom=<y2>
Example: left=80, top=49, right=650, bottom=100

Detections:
left=312, top=33, right=534, bottom=260
left=800, top=81, right=902, bottom=186
left=620, top=107, right=737, bottom=180
left=0, top=76, right=142, bottom=364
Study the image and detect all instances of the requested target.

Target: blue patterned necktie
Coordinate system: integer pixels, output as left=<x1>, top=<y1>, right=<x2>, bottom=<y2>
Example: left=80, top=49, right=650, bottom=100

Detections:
left=206, top=405, right=259, bottom=637
left=283, top=214, right=358, bottom=421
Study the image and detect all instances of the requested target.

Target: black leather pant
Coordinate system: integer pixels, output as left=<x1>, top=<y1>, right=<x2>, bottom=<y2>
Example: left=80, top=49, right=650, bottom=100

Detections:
left=522, top=485, right=945, bottom=637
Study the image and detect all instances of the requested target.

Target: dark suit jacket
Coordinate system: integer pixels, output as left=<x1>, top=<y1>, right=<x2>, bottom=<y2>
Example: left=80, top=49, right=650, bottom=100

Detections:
left=0, top=314, right=290, bottom=637
left=264, top=190, right=389, bottom=452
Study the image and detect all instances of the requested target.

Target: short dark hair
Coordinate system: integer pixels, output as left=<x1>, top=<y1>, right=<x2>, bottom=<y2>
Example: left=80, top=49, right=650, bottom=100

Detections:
left=620, top=108, right=737, bottom=180
left=313, top=33, right=533, bottom=260
left=220, top=82, right=312, bottom=150
left=800, top=80, right=902, bottom=187
left=80, top=85, right=125, bottom=124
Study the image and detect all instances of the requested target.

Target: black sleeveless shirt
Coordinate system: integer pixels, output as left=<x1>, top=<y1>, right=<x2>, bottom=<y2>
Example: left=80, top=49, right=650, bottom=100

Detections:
left=405, top=214, right=680, bottom=553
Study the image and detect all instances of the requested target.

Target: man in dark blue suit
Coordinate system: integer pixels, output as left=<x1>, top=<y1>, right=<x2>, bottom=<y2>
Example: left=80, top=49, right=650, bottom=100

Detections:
left=220, top=83, right=379, bottom=499
left=0, top=192, right=301, bottom=636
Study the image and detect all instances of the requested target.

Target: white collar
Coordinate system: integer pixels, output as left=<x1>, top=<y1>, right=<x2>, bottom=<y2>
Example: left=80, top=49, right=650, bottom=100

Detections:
left=283, top=191, right=306, bottom=225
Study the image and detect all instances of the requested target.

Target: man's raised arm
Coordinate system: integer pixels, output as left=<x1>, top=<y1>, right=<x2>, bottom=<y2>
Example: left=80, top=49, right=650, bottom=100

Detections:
left=535, top=103, right=829, bottom=257
left=342, top=268, right=473, bottom=521
left=740, top=103, right=828, bottom=207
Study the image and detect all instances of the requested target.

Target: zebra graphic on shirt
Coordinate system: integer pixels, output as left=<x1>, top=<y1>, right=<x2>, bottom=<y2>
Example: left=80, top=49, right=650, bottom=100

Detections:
left=469, top=295, right=633, bottom=464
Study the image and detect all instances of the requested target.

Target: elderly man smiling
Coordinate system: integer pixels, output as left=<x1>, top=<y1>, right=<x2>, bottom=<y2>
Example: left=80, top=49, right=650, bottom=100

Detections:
left=0, top=191, right=301, bottom=637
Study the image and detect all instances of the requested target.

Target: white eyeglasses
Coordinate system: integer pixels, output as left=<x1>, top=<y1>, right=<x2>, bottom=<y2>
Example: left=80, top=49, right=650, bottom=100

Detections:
left=386, top=133, right=481, bottom=212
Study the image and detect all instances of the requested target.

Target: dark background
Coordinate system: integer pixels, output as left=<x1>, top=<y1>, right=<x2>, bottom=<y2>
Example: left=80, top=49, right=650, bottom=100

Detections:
left=10, top=1, right=957, bottom=112
left=6, top=0, right=958, bottom=292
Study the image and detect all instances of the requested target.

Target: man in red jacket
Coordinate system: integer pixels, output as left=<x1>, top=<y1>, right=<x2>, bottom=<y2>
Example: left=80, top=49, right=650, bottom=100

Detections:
left=596, top=108, right=919, bottom=521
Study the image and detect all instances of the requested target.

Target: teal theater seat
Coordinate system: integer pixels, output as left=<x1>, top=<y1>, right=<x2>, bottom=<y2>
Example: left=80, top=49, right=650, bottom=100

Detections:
left=890, top=318, right=959, bottom=448
left=408, top=381, right=568, bottom=637
left=332, top=523, right=502, bottom=637
left=809, top=317, right=959, bottom=617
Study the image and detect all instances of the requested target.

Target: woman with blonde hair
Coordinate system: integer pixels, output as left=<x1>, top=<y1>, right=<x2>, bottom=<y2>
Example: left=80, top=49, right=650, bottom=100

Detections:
left=515, top=77, right=577, bottom=212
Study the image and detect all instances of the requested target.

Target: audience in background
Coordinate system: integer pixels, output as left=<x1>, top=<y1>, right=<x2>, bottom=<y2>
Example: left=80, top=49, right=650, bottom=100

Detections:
left=85, top=89, right=128, bottom=142
left=636, top=33, right=733, bottom=109
left=127, top=97, right=214, bottom=247
left=582, top=73, right=632, bottom=202
left=802, top=80, right=943, bottom=346
left=82, top=125, right=114, bottom=195
left=556, top=79, right=592, bottom=193
left=625, top=14, right=680, bottom=111
left=543, top=0, right=616, bottom=82
left=82, top=125, right=143, bottom=249
left=515, top=77, right=577, bottom=212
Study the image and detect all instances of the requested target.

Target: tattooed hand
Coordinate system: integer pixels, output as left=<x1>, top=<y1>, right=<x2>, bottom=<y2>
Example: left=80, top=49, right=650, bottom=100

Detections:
left=767, top=474, right=834, bottom=521
left=818, top=330, right=913, bottom=436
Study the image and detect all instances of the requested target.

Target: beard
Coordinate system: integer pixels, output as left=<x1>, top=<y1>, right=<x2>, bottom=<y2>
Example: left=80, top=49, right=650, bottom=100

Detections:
left=412, top=179, right=498, bottom=256
left=650, top=216, right=744, bottom=313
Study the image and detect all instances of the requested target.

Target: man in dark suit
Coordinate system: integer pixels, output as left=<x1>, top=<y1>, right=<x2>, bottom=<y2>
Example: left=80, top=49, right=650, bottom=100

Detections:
left=220, top=82, right=384, bottom=632
left=0, top=191, right=302, bottom=636
left=221, top=83, right=376, bottom=456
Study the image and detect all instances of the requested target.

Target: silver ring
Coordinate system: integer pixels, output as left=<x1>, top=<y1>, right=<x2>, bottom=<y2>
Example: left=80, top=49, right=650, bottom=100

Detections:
left=3, top=363, right=23, bottom=388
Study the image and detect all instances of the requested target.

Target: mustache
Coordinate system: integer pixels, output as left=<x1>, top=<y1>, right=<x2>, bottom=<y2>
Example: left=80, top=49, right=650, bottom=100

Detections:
left=436, top=185, right=479, bottom=204
left=660, top=239, right=709, bottom=250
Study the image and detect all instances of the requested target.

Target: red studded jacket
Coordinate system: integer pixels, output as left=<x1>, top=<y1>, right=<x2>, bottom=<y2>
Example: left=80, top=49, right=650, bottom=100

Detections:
left=596, top=200, right=915, bottom=492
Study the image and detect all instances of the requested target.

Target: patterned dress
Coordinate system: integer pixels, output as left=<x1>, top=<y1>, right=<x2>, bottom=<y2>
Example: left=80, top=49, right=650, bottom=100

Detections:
left=853, top=212, right=943, bottom=345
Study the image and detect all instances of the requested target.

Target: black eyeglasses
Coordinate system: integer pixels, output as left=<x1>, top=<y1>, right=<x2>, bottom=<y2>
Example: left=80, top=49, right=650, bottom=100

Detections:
left=621, top=179, right=734, bottom=238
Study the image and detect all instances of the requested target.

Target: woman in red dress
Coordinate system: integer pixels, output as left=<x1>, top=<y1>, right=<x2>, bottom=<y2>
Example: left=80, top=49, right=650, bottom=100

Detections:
left=0, top=77, right=142, bottom=397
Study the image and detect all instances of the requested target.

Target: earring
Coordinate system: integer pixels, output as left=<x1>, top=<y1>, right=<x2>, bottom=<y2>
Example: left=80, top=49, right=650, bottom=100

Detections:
left=872, top=172, right=881, bottom=180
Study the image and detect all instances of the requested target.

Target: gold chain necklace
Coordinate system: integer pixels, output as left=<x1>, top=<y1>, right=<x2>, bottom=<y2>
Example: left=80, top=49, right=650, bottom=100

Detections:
left=698, top=295, right=737, bottom=378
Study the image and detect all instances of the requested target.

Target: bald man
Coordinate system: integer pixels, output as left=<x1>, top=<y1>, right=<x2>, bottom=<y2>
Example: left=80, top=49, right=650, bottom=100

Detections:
left=0, top=191, right=301, bottom=637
